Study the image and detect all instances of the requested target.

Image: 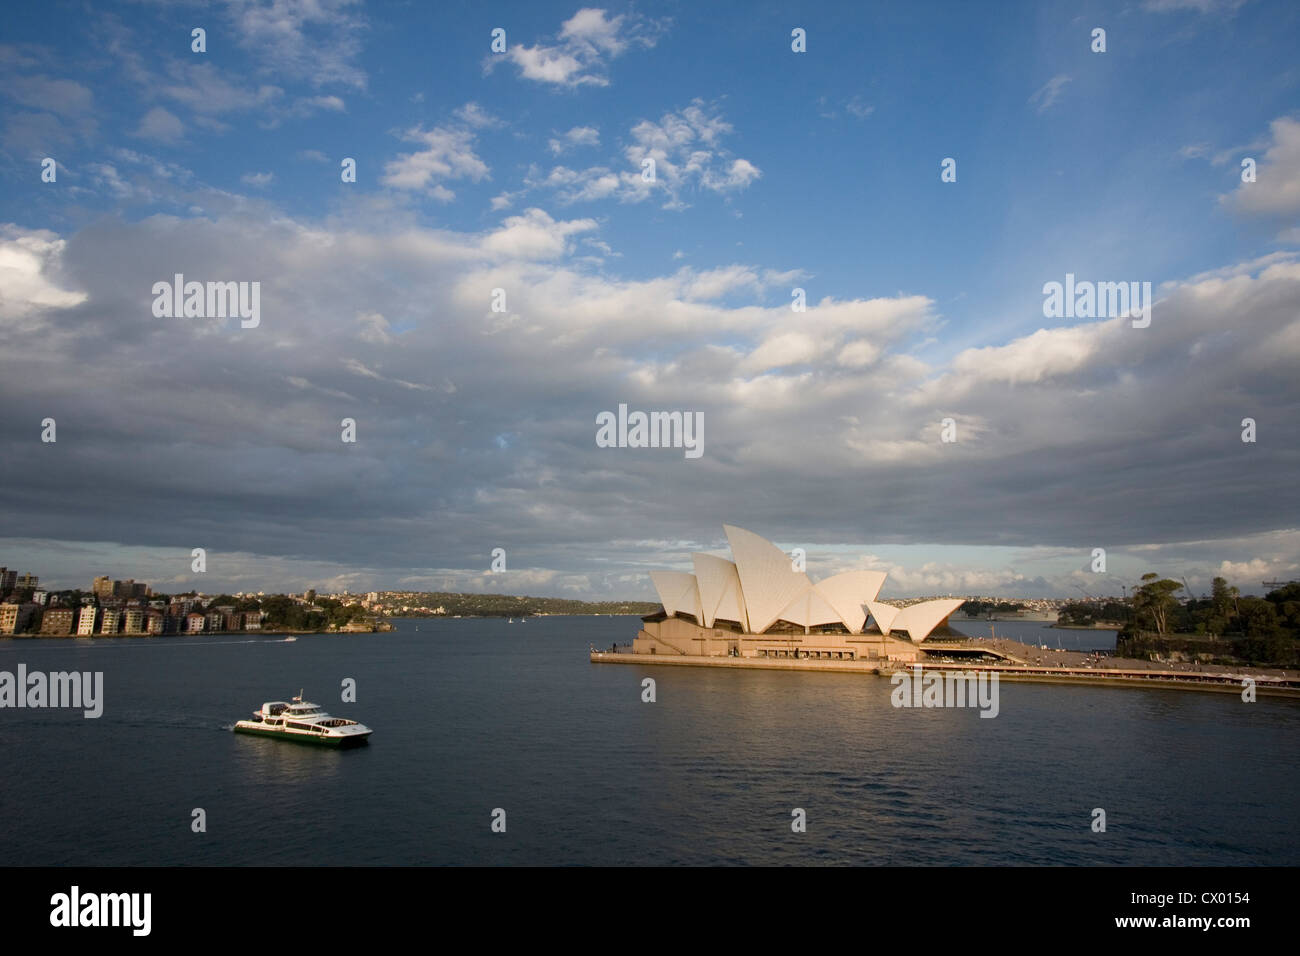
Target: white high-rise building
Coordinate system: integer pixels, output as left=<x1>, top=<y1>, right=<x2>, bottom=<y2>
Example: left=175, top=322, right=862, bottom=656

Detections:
left=77, top=605, right=98, bottom=635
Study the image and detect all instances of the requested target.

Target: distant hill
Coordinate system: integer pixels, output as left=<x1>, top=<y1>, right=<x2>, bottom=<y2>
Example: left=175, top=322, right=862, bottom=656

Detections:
left=373, top=591, right=660, bottom=618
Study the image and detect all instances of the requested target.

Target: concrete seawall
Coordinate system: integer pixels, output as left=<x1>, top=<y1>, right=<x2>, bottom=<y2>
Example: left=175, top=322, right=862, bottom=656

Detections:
left=589, top=651, right=1300, bottom=698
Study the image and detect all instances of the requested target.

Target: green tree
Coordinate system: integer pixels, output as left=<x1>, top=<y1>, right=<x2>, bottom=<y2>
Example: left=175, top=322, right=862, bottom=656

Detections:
left=1132, top=573, right=1182, bottom=635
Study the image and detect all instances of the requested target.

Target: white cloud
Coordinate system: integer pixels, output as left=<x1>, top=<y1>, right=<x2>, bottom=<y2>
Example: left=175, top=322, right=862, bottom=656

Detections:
left=241, top=171, right=274, bottom=187
left=490, top=190, right=523, bottom=211
left=454, top=102, right=502, bottom=128
left=383, top=124, right=489, bottom=193
left=342, top=357, right=435, bottom=391
left=531, top=101, right=760, bottom=210
left=161, top=62, right=282, bottom=115
left=4, top=74, right=93, bottom=116
left=845, top=97, right=874, bottom=119
left=947, top=324, right=1102, bottom=386
left=539, top=165, right=622, bottom=203
left=682, top=265, right=761, bottom=300
left=1029, top=74, right=1071, bottom=113
left=0, top=225, right=87, bottom=328
left=479, top=208, right=598, bottom=260
left=1221, top=116, right=1300, bottom=223
left=85, top=163, right=133, bottom=199
left=226, top=0, right=369, bottom=89
left=294, top=94, right=346, bottom=114
left=1143, top=0, right=1248, bottom=12
left=356, top=311, right=393, bottom=344
left=548, top=125, right=600, bottom=154
left=133, top=106, right=184, bottom=143
left=492, top=7, right=666, bottom=88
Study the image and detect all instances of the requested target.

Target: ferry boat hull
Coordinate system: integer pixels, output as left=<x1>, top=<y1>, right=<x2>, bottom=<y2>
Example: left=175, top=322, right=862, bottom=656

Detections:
left=232, top=721, right=371, bottom=747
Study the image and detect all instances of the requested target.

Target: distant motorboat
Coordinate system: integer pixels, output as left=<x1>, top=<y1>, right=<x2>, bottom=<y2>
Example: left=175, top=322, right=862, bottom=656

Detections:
left=508, top=618, right=514, bottom=624
left=284, top=636, right=298, bottom=642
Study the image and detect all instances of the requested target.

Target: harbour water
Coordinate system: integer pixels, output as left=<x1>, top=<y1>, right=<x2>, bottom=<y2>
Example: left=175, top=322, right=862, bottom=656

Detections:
left=1, top=616, right=1295, bottom=866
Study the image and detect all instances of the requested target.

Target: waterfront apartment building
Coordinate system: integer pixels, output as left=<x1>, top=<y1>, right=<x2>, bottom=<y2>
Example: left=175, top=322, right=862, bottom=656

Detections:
left=146, top=612, right=165, bottom=635
left=124, top=608, right=145, bottom=634
left=186, top=613, right=205, bottom=634
left=0, top=602, right=38, bottom=635
left=76, top=605, right=98, bottom=635
left=99, top=608, right=121, bottom=635
left=40, top=607, right=75, bottom=635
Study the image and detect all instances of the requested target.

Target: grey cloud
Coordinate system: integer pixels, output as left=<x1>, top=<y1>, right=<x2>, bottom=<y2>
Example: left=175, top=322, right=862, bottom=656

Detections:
left=1, top=214, right=1297, bottom=597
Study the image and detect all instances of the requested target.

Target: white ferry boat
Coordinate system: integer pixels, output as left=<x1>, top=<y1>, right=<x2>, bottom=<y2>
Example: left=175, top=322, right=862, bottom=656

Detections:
left=232, top=693, right=372, bottom=747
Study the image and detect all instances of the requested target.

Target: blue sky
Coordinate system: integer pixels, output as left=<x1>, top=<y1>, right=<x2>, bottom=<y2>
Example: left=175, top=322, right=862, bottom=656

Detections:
left=1, top=0, right=1298, bottom=598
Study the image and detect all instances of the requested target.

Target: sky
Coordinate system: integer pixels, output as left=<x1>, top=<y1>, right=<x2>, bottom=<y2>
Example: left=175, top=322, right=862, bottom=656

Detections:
left=0, top=0, right=1297, bottom=600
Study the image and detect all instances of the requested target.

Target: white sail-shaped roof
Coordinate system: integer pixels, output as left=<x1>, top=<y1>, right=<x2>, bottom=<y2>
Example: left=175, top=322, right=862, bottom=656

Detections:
left=691, top=553, right=749, bottom=630
left=776, top=586, right=843, bottom=629
left=865, top=600, right=900, bottom=635
left=723, top=524, right=814, bottom=633
left=892, top=598, right=964, bottom=642
left=814, top=570, right=887, bottom=633
left=649, top=570, right=702, bottom=621
left=648, top=526, right=961, bottom=641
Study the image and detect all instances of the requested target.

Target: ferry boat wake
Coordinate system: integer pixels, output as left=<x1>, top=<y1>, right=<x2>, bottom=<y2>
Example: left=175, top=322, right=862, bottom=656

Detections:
left=232, top=692, right=372, bottom=747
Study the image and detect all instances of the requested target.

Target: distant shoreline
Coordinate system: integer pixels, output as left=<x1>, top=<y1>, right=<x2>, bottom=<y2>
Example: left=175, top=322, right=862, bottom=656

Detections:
left=0, top=615, right=653, bottom=639
left=0, top=626, right=389, bottom=639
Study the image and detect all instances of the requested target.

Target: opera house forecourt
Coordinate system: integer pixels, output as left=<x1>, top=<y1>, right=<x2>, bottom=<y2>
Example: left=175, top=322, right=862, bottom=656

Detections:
left=622, top=525, right=965, bottom=663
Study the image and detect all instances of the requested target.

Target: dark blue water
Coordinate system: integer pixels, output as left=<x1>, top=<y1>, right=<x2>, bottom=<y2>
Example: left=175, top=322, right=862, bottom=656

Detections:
left=1, top=617, right=1295, bottom=865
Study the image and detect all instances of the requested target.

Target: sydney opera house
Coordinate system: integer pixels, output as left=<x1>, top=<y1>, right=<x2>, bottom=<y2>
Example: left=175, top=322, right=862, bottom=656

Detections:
left=636, top=525, right=965, bottom=663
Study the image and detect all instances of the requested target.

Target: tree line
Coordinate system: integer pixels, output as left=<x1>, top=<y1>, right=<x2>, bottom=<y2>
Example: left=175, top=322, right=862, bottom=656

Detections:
left=1117, top=576, right=1299, bottom=666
